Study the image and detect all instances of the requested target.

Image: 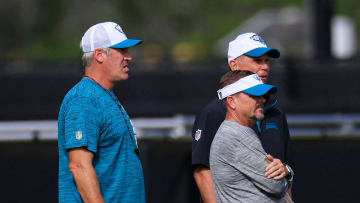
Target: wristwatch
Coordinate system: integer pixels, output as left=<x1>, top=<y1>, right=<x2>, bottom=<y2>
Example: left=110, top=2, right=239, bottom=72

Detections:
left=285, top=164, right=292, bottom=179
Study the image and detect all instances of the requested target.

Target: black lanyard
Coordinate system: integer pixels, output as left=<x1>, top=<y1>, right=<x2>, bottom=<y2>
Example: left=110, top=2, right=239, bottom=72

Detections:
left=84, top=77, right=139, bottom=154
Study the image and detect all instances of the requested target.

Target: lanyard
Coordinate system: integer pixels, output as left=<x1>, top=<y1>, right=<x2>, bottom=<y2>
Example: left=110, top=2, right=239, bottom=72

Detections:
left=84, top=77, right=139, bottom=154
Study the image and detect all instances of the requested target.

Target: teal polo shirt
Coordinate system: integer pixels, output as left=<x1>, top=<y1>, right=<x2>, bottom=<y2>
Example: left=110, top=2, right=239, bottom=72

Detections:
left=58, top=78, right=145, bottom=203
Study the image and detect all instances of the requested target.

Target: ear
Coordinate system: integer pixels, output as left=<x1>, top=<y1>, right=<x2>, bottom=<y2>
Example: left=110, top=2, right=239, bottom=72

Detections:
left=93, top=49, right=105, bottom=63
left=226, top=96, right=237, bottom=109
left=229, top=60, right=237, bottom=71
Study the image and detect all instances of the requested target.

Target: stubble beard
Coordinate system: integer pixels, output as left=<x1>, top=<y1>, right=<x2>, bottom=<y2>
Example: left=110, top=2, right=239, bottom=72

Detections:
left=254, top=107, right=265, bottom=121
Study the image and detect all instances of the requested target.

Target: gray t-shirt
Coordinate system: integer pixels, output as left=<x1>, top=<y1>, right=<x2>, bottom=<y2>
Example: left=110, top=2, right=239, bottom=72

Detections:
left=210, top=120, right=288, bottom=203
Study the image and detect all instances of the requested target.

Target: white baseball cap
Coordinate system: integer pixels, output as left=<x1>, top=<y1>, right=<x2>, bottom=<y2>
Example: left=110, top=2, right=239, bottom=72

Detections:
left=217, top=74, right=277, bottom=100
left=80, top=22, right=142, bottom=53
left=227, top=32, right=280, bottom=63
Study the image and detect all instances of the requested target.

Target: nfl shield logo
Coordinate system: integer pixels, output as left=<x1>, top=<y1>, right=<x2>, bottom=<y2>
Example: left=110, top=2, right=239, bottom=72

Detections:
left=75, top=131, right=83, bottom=140
left=194, top=129, right=202, bottom=141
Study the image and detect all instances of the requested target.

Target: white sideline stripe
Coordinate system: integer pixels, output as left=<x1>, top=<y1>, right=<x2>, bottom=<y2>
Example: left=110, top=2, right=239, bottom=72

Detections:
left=1, top=114, right=360, bottom=141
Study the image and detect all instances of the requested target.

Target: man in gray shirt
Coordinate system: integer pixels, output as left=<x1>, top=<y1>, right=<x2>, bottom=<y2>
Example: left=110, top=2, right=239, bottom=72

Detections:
left=210, top=70, right=290, bottom=203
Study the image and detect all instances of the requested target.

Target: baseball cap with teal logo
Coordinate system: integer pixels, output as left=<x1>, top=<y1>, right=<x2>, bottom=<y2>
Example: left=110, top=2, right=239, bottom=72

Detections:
left=80, top=22, right=142, bottom=53
left=227, top=32, right=280, bottom=63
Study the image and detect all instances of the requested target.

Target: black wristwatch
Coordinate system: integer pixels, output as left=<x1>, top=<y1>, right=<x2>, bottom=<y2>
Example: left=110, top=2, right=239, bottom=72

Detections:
left=285, top=164, right=292, bottom=179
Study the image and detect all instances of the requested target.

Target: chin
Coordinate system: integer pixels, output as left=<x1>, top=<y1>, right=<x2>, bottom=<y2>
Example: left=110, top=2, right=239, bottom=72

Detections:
left=119, top=74, right=129, bottom=81
left=255, top=112, right=265, bottom=121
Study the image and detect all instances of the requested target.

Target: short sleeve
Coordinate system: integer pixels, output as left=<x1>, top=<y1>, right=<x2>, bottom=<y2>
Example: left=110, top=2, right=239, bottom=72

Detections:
left=192, top=105, right=225, bottom=168
left=64, top=96, right=100, bottom=153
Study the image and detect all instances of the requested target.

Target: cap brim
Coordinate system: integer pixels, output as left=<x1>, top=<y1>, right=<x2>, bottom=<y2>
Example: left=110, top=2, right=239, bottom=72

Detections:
left=242, top=84, right=277, bottom=96
left=244, top=47, right=280, bottom=58
left=110, top=39, right=143, bottom=49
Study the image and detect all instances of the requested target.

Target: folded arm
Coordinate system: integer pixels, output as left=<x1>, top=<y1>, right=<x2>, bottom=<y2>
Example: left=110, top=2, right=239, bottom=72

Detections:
left=235, top=144, right=288, bottom=197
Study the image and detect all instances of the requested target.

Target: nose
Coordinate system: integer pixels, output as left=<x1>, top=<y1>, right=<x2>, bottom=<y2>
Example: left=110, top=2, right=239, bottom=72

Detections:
left=256, top=62, right=269, bottom=83
left=124, top=49, right=132, bottom=61
left=260, top=62, right=269, bottom=71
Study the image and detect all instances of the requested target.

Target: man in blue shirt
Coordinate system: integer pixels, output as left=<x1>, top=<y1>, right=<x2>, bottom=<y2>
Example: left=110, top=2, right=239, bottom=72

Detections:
left=58, top=22, right=145, bottom=203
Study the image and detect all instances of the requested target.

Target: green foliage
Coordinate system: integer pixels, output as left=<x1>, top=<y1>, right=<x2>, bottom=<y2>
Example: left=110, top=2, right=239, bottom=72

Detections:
left=1, top=0, right=358, bottom=63
left=25, top=38, right=81, bottom=61
left=336, top=0, right=360, bottom=27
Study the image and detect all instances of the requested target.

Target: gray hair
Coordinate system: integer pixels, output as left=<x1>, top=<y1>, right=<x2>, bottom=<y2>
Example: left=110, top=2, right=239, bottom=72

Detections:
left=81, top=47, right=111, bottom=67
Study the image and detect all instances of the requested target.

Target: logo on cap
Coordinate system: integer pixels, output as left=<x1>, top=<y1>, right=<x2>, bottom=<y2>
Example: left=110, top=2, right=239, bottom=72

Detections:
left=250, top=34, right=266, bottom=45
left=115, top=25, right=125, bottom=35
left=253, top=74, right=262, bottom=82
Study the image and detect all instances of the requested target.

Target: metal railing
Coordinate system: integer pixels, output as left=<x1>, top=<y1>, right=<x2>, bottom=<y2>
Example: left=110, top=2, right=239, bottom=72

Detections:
left=1, top=114, right=360, bottom=141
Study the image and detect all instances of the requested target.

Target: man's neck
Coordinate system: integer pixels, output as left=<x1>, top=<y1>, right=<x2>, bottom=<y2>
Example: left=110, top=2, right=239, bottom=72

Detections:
left=85, top=68, right=114, bottom=90
left=225, top=112, right=254, bottom=127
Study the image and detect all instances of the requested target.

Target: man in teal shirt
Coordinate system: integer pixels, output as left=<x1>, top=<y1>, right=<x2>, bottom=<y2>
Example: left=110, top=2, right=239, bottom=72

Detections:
left=58, top=22, right=145, bottom=203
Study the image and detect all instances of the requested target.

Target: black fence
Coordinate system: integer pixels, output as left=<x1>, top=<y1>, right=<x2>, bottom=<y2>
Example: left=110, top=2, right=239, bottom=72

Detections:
left=1, top=60, right=360, bottom=121
left=0, top=138, right=359, bottom=203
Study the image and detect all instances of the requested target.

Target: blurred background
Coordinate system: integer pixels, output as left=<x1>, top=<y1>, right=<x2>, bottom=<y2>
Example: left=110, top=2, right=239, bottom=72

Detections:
left=0, top=0, right=360, bottom=202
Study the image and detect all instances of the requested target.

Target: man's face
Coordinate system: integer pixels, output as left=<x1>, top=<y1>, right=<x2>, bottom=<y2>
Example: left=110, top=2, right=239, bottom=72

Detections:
left=103, top=48, right=133, bottom=82
left=230, top=55, right=271, bottom=83
left=231, top=92, right=266, bottom=124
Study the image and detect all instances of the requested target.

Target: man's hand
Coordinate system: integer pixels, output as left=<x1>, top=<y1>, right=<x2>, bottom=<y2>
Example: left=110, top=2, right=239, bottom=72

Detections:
left=265, top=154, right=289, bottom=180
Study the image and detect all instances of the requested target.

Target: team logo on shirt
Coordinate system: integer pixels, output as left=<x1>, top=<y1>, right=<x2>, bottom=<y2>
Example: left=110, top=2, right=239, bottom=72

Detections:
left=194, top=129, right=202, bottom=141
left=75, top=131, right=83, bottom=140
left=265, top=122, right=279, bottom=130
